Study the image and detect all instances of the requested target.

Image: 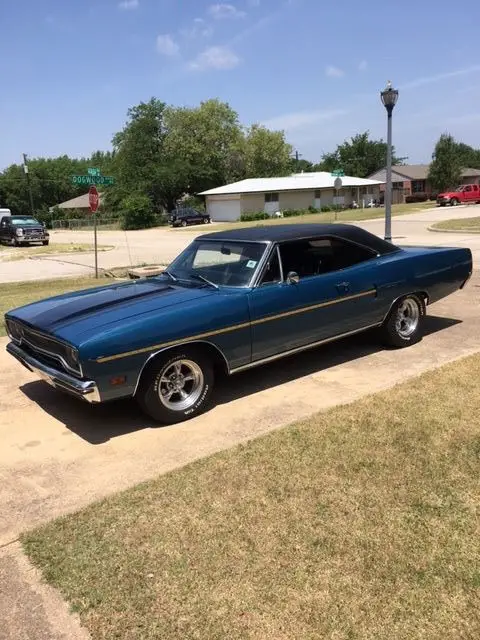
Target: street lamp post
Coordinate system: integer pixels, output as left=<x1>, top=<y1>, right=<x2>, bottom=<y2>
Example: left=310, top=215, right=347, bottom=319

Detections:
left=380, top=81, right=398, bottom=242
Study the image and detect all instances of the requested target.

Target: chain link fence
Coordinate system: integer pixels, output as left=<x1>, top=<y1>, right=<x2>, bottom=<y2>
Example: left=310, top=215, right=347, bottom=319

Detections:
left=51, top=215, right=168, bottom=230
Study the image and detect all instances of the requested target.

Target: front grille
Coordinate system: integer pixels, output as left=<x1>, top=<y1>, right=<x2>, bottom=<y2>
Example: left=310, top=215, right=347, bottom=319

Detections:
left=24, top=228, right=44, bottom=238
left=6, top=319, right=81, bottom=376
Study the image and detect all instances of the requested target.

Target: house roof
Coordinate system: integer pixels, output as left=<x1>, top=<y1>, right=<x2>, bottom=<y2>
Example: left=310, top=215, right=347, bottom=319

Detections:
left=198, top=172, right=383, bottom=196
left=368, top=164, right=480, bottom=181
left=49, top=192, right=104, bottom=211
left=199, top=223, right=399, bottom=255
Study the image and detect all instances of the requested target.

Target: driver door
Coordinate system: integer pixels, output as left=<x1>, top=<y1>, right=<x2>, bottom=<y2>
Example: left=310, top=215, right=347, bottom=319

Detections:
left=247, top=237, right=380, bottom=361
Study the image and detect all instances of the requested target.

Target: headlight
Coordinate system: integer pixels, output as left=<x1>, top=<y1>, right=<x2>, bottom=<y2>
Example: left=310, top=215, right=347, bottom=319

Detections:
left=16, top=228, right=24, bottom=236
left=65, top=346, right=79, bottom=369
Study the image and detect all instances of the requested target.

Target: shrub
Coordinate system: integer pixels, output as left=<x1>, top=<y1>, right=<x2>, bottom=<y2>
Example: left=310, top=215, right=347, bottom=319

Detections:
left=405, top=193, right=428, bottom=203
left=240, top=211, right=270, bottom=221
left=282, top=209, right=302, bottom=217
left=120, top=194, right=156, bottom=230
left=321, top=205, right=332, bottom=212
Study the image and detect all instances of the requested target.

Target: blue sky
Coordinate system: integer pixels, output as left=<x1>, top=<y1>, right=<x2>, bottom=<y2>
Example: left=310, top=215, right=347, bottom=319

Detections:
left=1, top=0, right=480, bottom=170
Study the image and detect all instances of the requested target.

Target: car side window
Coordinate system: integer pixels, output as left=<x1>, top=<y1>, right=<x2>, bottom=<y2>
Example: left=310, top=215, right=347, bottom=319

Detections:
left=278, top=237, right=376, bottom=279
left=259, top=248, right=282, bottom=286
left=465, top=185, right=472, bottom=192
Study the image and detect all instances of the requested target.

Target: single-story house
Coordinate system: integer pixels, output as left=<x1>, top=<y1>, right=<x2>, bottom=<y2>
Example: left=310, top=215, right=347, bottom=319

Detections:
left=367, top=165, right=480, bottom=203
left=198, top=172, right=384, bottom=222
left=49, top=192, right=105, bottom=213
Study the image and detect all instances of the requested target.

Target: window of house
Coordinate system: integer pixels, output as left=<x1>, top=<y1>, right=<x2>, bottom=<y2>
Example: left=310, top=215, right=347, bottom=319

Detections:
left=411, top=180, right=425, bottom=193
left=264, top=192, right=279, bottom=203
left=392, top=181, right=404, bottom=190
left=278, top=237, right=376, bottom=280
left=314, top=190, right=321, bottom=199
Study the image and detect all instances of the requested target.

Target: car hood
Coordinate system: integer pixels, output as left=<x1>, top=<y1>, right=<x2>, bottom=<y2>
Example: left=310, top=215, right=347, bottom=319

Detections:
left=437, top=192, right=456, bottom=198
left=7, top=278, right=216, bottom=342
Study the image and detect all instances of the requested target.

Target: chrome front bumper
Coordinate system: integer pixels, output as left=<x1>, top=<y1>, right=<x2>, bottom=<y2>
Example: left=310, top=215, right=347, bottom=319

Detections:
left=6, top=342, right=101, bottom=403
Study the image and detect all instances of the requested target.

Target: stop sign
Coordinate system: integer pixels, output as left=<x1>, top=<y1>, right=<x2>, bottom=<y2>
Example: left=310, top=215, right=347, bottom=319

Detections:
left=88, top=185, right=99, bottom=213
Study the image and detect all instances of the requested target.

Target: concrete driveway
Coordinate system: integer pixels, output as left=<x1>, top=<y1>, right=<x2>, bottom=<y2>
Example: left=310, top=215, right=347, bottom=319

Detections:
left=1, top=272, right=479, bottom=545
left=0, top=273, right=479, bottom=638
left=1, top=204, right=480, bottom=282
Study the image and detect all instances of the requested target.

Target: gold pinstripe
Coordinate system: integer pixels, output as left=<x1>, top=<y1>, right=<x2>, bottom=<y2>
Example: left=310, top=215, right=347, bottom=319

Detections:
left=95, top=288, right=376, bottom=363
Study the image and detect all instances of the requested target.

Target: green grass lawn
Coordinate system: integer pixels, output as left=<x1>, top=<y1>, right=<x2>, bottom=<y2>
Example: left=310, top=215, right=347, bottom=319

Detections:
left=0, top=276, right=110, bottom=336
left=22, top=354, right=480, bottom=640
left=431, top=216, right=480, bottom=233
left=173, top=201, right=436, bottom=233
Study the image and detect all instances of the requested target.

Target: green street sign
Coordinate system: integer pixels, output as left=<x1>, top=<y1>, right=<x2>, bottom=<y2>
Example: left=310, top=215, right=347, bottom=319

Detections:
left=88, top=167, right=101, bottom=177
left=331, top=169, right=345, bottom=177
left=72, top=175, right=115, bottom=186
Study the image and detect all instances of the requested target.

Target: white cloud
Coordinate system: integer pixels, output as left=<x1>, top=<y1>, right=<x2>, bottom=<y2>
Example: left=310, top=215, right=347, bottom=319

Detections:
left=208, top=3, right=246, bottom=19
left=156, top=34, right=179, bottom=56
left=189, top=45, right=240, bottom=71
left=401, top=65, right=480, bottom=89
left=118, top=0, right=139, bottom=10
left=180, top=18, right=214, bottom=39
left=358, top=59, right=367, bottom=71
left=261, top=108, right=349, bottom=132
left=325, top=65, right=345, bottom=78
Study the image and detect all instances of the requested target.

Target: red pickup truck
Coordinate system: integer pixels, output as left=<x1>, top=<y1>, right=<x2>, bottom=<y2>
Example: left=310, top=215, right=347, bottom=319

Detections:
left=437, top=184, right=480, bottom=206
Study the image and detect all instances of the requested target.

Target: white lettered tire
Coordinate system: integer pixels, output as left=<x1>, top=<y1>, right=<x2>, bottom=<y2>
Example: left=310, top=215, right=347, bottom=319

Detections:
left=381, top=294, right=424, bottom=348
left=136, top=348, right=214, bottom=424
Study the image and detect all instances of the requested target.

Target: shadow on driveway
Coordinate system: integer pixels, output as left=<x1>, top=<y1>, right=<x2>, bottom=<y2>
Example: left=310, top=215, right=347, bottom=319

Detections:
left=19, top=315, right=461, bottom=445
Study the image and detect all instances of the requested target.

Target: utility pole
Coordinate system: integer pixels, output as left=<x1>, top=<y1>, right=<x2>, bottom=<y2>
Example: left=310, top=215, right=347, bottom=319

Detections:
left=22, top=153, right=35, bottom=217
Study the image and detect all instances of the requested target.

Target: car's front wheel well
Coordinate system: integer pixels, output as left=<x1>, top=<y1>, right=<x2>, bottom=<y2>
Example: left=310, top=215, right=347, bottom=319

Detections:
left=135, top=341, right=229, bottom=395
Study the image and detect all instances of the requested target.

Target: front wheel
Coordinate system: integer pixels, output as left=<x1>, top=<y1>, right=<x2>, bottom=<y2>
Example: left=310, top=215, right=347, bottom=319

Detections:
left=450, top=198, right=459, bottom=206
left=136, top=348, right=214, bottom=424
left=380, top=295, right=424, bottom=348
left=42, top=240, right=49, bottom=246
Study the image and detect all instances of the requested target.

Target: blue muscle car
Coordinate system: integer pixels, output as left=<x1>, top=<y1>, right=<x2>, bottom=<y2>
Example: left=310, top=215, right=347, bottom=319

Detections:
left=5, top=224, right=472, bottom=424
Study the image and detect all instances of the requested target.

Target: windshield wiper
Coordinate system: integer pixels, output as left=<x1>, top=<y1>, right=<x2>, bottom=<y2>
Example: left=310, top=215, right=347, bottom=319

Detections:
left=189, top=273, right=219, bottom=289
left=162, top=270, right=178, bottom=282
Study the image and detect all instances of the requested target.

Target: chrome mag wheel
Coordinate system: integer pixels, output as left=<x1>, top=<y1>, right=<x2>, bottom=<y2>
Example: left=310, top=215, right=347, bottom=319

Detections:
left=158, top=359, right=204, bottom=411
left=395, top=298, right=420, bottom=338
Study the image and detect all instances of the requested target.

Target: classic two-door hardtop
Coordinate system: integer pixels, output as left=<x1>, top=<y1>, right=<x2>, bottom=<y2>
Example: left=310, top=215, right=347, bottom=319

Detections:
left=5, top=223, right=472, bottom=424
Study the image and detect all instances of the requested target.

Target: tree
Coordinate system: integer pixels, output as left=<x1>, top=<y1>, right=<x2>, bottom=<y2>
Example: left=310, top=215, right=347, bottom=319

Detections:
left=289, top=158, right=315, bottom=174
left=110, top=98, right=168, bottom=210
left=428, top=134, right=463, bottom=191
left=242, top=125, right=293, bottom=178
left=163, top=99, right=245, bottom=193
left=121, top=193, right=156, bottom=230
left=315, top=131, right=406, bottom=177
left=0, top=154, right=115, bottom=216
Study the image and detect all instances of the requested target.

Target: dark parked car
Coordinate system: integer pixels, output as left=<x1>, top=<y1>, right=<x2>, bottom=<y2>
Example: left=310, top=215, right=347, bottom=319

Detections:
left=5, top=223, right=472, bottom=425
left=0, top=215, right=49, bottom=246
left=169, top=207, right=211, bottom=227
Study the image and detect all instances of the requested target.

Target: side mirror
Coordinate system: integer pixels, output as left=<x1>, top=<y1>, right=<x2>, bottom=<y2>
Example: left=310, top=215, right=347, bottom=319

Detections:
left=286, top=271, right=299, bottom=285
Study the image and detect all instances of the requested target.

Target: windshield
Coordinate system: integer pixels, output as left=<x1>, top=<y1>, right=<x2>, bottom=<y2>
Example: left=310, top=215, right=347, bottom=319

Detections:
left=10, top=217, right=40, bottom=225
left=454, top=186, right=465, bottom=192
left=165, top=240, right=267, bottom=287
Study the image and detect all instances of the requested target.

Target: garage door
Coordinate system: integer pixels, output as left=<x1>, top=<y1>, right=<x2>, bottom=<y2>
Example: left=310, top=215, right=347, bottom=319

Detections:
left=207, top=199, right=241, bottom=222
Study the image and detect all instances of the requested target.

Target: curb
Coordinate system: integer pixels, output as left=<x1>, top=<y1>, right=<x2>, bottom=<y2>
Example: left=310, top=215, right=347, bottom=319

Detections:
left=427, top=226, right=480, bottom=234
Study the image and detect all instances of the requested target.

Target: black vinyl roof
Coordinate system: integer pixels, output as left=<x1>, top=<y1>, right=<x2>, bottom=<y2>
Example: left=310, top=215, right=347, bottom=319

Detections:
left=200, top=223, right=399, bottom=255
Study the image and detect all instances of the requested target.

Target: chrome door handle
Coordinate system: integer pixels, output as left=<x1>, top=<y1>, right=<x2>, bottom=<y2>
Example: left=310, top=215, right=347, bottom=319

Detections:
left=336, top=281, right=350, bottom=293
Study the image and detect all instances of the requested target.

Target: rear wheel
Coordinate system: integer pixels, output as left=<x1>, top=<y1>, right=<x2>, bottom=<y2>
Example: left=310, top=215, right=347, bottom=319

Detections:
left=380, top=294, right=424, bottom=348
left=181, top=220, right=187, bottom=227
left=136, top=348, right=214, bottom=424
